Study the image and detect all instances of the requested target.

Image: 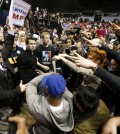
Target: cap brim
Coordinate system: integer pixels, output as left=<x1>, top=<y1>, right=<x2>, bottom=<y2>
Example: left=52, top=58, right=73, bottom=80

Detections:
left=41, top=75, right=49, bottom=87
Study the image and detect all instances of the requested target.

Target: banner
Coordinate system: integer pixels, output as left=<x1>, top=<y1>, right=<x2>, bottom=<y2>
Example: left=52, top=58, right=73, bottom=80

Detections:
left=0, top=0, right=3, bottom=8
left=61, top=22, right=71, bottom=31
left=61, top=22, right=81, bottom=31
left=9, top=0, right=31, bottom=28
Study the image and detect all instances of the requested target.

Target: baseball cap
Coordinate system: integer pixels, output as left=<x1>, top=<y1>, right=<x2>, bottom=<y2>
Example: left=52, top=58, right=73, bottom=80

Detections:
left=41, top=74, right=66, bottom=98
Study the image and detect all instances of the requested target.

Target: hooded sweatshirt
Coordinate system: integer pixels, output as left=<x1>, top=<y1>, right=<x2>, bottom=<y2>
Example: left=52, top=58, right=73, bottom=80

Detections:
left=26, top=73, right=74, bottom=134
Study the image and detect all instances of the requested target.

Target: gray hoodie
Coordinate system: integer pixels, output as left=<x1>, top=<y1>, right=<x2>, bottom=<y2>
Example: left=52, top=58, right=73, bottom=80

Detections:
left=26, top=73, right=74, bottom=134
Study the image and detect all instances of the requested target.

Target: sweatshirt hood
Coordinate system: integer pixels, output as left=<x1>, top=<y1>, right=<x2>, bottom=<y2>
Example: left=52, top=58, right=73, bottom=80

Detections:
left=42, top=96, right=74, bottom=132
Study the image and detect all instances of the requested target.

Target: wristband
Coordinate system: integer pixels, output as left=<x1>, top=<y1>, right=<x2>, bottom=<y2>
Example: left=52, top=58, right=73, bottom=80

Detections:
left=92, top=65, right=98, bottom=72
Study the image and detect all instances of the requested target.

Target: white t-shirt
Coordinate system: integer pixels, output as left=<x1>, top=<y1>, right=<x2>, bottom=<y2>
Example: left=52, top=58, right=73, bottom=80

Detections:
left=49, top=101, right=63, bottom=112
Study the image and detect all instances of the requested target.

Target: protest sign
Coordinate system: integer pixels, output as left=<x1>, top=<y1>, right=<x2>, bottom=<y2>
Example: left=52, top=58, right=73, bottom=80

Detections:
left=9, top=0, right=31, bottom=28
left=61, top=22, right=71, bottom=31
left=61, top=21, right=81, bottom=31
left=0, top=0, right=3, bottom=8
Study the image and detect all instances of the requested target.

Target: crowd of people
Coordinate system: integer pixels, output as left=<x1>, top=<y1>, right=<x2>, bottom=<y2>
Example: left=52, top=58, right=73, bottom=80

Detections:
left=0, top=8, right=120, bottom=134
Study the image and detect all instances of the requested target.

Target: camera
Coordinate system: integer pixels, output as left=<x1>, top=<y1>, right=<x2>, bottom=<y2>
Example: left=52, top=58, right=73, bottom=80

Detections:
left=65, top=45, right=78, bottom=55
left=0, top=107, right=16, bottom=134
left=70, top=27, right=80, bottom=35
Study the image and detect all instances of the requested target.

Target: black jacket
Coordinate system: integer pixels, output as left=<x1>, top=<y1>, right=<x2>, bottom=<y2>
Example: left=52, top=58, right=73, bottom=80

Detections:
left=0, top=34, right=21, bottom=113
left=94, top=67, right=120, bottom=92
left=96, top=45, right=120, bottom=92
left=17, top=49, right=38, bottom=84
left=100, top=45, right=120, bottom=63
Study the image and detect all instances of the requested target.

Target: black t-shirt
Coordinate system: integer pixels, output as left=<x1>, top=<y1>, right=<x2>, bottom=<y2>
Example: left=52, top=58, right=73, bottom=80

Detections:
left=34, top=44, right=55, bottom=72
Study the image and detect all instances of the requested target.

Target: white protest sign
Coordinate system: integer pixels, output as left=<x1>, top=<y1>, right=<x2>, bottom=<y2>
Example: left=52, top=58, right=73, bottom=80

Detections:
left=9, top=0, right=31, bottom=27
left=0, top=0, right=3, bottom=8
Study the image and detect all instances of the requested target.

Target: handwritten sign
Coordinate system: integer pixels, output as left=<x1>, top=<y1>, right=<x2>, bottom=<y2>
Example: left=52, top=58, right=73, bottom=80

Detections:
left=0, top=0, right=3, bottom=8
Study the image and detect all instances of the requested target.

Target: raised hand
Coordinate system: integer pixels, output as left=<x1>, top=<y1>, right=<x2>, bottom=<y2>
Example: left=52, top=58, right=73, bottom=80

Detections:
left=109, top=21, right=120, bottom=31
left=80, top=31, right=92, bottom=39
left=101, top=117, right=118, bottom=134
left=19, top=80, right=27, bottom=92
left=35, top=69, right=44, bottom=75
left=82, top=37, right=101, bottom=47
left=68, top=54, right=97, bottom=69
left=99, top=35, right=106, bottom=44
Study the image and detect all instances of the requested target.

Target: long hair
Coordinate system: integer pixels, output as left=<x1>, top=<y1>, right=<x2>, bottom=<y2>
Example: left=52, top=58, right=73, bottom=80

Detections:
left=17, top=31, right=26, bottom=44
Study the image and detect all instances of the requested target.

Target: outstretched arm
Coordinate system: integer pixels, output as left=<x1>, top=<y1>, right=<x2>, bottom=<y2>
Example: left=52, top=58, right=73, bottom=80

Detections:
left=82, top=37, right=120, bottom=63
left=2, top=26, right=15, bottom=61
left=9, top=116, right=29, bottom=134
left=101, top=116, right=120, bottom=134
left=53, top=54, right=100, bottom=79
left=68, top=53, right=120, bottom=92
left=0, top=80, right=27, bottom=100
left=2, top=34, right=14, bottom=61
left=37, top=61, right=50, bottom=71
left=26, top=73, right=52, bottom=112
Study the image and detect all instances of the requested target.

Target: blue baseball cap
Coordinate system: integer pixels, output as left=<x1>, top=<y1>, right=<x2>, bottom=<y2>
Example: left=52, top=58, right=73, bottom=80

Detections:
left=41, top=74, right=66, bottom=97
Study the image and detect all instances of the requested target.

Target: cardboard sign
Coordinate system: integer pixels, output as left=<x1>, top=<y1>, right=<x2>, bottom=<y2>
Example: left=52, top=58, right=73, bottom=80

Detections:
left=0, top=0, right=3, bottom=8
left=9, top=0, right=31, bottom=28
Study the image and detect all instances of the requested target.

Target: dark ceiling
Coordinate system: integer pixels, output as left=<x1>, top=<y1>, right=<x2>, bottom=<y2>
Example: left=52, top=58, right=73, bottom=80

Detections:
left=2, top=0, right=120, bottom=13
left=24, top=0, right=120, bottom=13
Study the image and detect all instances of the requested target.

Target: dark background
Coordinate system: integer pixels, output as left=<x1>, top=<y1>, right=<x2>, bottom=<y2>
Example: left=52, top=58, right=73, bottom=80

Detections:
left=1, top=0, right=120, bottom=13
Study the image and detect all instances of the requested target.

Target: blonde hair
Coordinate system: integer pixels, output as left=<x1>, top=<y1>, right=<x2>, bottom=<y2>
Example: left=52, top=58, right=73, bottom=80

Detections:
left=17, top=31, right=26, bottom=44
left=41, top=32, right=50, bottom=39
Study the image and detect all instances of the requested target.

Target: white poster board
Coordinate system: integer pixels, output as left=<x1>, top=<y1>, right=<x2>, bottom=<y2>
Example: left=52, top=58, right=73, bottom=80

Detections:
left=9, top=0, right=31, bottom=28
left=0, top=0, right=3, bottom=8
